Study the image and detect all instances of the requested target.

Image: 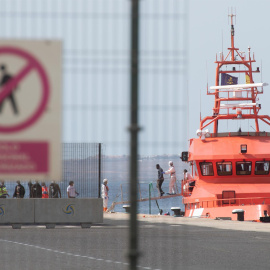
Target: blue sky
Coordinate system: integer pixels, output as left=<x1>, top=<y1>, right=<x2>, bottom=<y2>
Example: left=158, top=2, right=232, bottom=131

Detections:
left=188, top=0, right=270, bottom=138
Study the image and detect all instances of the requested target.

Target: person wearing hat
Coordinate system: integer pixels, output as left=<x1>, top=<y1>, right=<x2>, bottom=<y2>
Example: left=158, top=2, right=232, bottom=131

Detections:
left=13, top=180, right=25, bottom=198
left=164, top=161, right=177, bottom=195
left=102, top=179, right=109, bottom=212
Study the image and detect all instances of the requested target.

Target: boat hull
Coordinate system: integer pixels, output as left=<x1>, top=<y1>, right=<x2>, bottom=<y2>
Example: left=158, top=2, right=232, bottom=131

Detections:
left=185, top=204, right=270, bottom=221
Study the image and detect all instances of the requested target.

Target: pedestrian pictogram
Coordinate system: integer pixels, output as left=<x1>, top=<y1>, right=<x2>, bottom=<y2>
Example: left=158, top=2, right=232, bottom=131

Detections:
left=0, top=46, right=49, bottom=133
left=0, top=65, right=19, bottom=115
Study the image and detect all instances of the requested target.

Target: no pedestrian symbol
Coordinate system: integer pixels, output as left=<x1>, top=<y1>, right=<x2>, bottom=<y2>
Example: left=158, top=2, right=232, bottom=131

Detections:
left=0, top=46, right=50, bottom=133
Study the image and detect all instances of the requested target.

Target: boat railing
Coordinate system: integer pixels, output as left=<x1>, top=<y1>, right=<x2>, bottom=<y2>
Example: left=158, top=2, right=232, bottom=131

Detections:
left=210, top=131, right=270, bottom=137
left=187, top=196, right=270, bottom=210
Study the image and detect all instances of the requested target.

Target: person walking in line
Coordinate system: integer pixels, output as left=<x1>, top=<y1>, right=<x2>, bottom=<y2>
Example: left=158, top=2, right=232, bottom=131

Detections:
left=41, top=182, right=49, bottom=198
left=164, top=161, right=177, bottom=195
left=156, top=164, right=165, bottom=196
left=102, top=179, right=109, bottom=212
left=67, top=181, right=79, bottom=198
left=49, top=181, right=61, bottom=198
left=28, top=181, right=33, bottom=198
left=13, top=180, right=25, bottom=198
left=31, top=181, right=42, bottom=198
left=0, top=180, right=9, bottom=198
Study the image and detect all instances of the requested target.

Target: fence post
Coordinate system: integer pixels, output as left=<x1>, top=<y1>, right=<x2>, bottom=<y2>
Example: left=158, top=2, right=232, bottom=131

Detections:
left=98, top=143, right=101, bottom=198
left=128, top=0, right=140, bottom=269
left=149, top=183, right=152, bottom=215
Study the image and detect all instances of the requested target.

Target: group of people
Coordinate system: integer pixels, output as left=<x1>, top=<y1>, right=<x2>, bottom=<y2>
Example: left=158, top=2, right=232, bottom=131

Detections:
left=156, top=162, right=193, bottom=196
left=0, top=180, right=82, bottom=199
left=28, top=181, right=62, bottom=198
left=156, top=161, right=177, bottom=196
left=0, top=180, right=62, bottom=199
left=100, top=163, right=194, bottom=213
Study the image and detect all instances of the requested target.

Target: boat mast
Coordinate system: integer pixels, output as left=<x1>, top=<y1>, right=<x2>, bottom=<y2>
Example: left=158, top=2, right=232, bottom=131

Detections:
left=213, top=13, right=237, bottom=133
left=200, top=12, right=268, bottom=134
left=229, top=13, right=235, bottom=61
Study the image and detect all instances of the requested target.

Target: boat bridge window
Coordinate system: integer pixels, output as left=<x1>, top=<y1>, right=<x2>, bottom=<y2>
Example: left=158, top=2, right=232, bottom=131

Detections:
left=216, top=162, right=232, bottom=176
left=255, top=161, right=270, bottom=175
left=199, top=162, right=214, bottom=176
left=236, top=161, right=252, bottom=175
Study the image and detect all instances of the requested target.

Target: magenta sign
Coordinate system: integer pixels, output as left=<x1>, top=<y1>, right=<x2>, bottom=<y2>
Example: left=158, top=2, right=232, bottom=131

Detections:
left=0, top=141, right=48, bottom=173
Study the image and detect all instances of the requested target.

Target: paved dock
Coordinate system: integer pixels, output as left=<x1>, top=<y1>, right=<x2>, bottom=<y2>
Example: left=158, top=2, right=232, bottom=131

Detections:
left=1, top=213, right=270, bottom=270
left=111, top=212, right=270, bottom=232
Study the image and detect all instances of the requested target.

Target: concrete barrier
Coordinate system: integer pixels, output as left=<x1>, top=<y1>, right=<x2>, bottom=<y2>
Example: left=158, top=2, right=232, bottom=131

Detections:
left=0, top=198, right=103, bottom=228
left=0, top=199, right=34, bottom=224
left=35, top=198, right=103, bottom=224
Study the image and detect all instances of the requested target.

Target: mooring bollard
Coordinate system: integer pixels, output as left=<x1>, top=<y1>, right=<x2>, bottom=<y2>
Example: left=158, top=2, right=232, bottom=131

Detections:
left=171, top=207, right=181, bottom=217
left=123, top=205, right=131, bottom=213
left=232, top=209, right=245, bottom=221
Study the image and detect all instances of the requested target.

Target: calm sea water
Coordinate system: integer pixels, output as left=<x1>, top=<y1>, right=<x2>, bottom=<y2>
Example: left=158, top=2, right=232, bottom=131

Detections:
left=108, top=179, right=185, bottom=215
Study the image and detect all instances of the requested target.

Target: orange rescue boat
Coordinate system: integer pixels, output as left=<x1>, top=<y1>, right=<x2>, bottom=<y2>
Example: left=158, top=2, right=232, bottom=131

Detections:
left=181, top=13, right=270, bottom=221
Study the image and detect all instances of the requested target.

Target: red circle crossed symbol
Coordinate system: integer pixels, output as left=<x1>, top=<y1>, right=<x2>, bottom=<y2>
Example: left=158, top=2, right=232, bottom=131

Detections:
left=0, top=46, right=50, bottom=133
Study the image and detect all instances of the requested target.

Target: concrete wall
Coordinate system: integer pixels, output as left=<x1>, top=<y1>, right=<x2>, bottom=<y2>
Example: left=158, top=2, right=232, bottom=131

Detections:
left=0, top=199, right=34, bottom=223
left=35, top=199, right=103, bottom=223
left=0, top=198, right=103, bottom=225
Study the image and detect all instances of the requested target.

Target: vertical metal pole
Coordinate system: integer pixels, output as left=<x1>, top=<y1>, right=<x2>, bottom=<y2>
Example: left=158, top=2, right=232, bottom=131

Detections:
left=129, top=0, right=140, bottom=269
left=149, top=183, right=151, bottom=215
left=138, top=183, right=142, bottom=200
left=98, top=143, right=101, bottom=198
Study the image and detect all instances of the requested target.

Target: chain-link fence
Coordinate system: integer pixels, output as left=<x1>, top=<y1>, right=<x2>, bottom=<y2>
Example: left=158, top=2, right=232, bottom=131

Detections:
left=62, top=142, right=103, bottom=198
left=4, top=142, right=103, bottom=198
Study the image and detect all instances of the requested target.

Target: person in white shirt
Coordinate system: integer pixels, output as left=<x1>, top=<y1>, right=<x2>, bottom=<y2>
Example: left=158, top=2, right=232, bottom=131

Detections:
left=184, top=169, right=192, bottom=180
left=184, top=169, right=195, bottom=192
left=102, top=179, right=109, bottom=212
left=164, top=161, right=176, bottom=195
left=67, top=181, right=79, bottom=198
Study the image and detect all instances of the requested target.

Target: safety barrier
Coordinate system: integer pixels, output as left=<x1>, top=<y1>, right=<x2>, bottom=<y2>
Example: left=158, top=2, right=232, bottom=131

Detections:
left=0, top=198, right=103, bottom=229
